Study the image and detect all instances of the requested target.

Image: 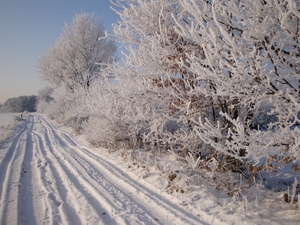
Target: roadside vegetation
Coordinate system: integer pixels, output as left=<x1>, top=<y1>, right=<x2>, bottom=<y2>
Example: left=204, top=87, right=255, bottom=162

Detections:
left=36, top=0, right=300, bottom=214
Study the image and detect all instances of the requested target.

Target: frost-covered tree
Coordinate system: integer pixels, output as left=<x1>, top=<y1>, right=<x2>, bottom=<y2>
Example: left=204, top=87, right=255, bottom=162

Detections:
left=112, top=0, right=200, bottom=117
left=112, top=0, right=200, bottom=140
left=112, top=0, right=220, bottom=158
left=37, top=86, right=54, bottom=103
left=36, top=86, right=54, bottom=113
left=73, top=63, right=165, bottom=148
left=38, top=13, right=117, bottom=93
left=173, top=0, right=300, bottom=163
left=112, top=0, right=300, bottom=174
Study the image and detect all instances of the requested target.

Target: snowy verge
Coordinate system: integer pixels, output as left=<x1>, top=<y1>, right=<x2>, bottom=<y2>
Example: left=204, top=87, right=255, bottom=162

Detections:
left=95, top=148, right=300, bottom=225
left=0, top=113, right=15, bottom=127
left=45, top=115, right=300, bottom=225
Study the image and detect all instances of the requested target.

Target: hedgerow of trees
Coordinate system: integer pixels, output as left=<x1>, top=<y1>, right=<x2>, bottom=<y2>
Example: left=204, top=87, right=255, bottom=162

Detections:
left=0, top=95, right=37, bottom=113
left=108, top=0, right=299, bottom=174
left=37, top=0, right=300, bottom=189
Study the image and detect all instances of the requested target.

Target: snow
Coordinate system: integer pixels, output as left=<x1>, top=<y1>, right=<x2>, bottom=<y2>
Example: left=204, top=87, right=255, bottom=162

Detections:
left=0, top=113, right=299, bottom=224
left=0, top=113, right=15, bottom=127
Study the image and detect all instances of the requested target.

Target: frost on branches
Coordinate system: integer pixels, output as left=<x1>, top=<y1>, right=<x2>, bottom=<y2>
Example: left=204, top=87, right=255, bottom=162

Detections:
left=38, top=13, right=117, bottom=93
left=37, top=0, right=300, bottom=189
left=76, top=64, right=168, bottom=149
left=37, top=13, right=117, bottom=132
left=111, top=0, right=300, bottom=177
left=174, top=0, right=300, bottom=166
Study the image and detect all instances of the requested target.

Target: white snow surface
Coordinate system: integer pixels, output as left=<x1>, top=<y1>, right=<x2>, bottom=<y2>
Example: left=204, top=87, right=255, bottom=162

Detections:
left=0, top=114, right=299, bottom=224
left=0, top=113, right=15, bottom=127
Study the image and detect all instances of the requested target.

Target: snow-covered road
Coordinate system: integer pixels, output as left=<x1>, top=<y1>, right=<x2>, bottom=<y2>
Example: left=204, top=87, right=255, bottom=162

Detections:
left=0, top=114, right=207, bottom=225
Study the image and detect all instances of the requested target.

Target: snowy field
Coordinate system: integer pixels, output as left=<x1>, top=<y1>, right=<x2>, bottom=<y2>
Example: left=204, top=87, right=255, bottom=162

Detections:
left=0, top=113, right=15, bottom=127
left=0, top=114, right=299, bottom=224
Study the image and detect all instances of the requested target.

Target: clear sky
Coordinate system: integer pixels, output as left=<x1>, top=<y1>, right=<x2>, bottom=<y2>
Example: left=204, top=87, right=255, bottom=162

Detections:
left=0, top=0, right=121, bottom=103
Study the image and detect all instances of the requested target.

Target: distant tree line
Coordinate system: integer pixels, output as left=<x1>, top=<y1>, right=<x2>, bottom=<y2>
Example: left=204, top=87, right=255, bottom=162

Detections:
left=0, top=95, right=37, bottom=113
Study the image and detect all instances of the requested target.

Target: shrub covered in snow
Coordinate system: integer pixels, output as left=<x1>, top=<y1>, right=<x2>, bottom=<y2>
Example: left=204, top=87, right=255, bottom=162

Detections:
left=38, top=0, right=300, bottom=192
left=109, top=0, right=300, bottom=176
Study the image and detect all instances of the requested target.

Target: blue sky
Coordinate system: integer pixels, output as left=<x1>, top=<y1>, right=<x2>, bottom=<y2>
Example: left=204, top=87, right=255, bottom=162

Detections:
left=0, top=0, right=121, bottom=103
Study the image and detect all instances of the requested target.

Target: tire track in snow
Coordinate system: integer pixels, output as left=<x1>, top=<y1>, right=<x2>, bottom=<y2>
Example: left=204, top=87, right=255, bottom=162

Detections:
left=0, top=114, right=210, bottom=225
left=39, top=115, right=209, bottom=225
left=29, top=131, right=71, bottom=225
left=39, top=116, right=155, bottom=225
left=18, top=115, right=55, bottom=225
left=35, top=120, right=114, bottom=225
left=39, top=117, right=166, bottom=224
left=0, top=116, right=30, bottom=202
left=18, top=131, right=38, bottom=225
left=71, top=145, right=207, bottom=225
left=54, top=138, right=159, bottom=224
left=0, top=115, right=33, bottom=224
